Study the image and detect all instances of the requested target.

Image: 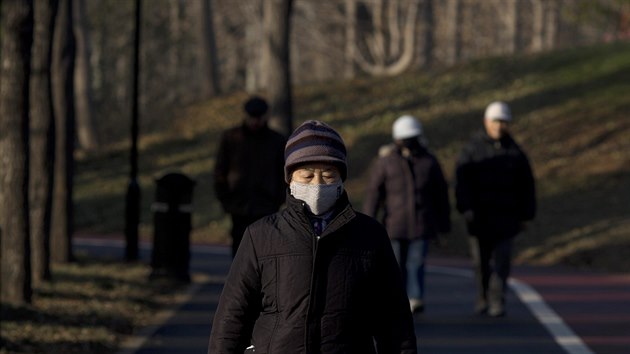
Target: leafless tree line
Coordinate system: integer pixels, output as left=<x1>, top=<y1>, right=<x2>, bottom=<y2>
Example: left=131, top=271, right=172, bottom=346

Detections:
left=0, top=0, right=295, bottom=306
left=1, top=0, right=76, bottom=306
left=70, top=0, right=627, bottom=147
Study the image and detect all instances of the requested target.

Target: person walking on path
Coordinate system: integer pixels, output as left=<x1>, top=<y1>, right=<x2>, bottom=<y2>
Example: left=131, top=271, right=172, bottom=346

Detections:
left=208, top=120, right=417, bottom=354
left=455, top=101, right=536, bottom=317
left=363, top=115, right=451, bottom=314
left=213, top=96, right=287, bottom=257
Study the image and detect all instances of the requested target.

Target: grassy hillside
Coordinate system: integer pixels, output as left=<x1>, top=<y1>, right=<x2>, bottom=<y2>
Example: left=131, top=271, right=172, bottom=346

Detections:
left=75, top=42, right=630, bottom=273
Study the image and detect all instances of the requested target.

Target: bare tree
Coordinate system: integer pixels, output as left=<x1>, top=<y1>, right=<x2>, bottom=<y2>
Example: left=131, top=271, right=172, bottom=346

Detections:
left=241, top=0, right=264, bottom=92
left=0, top=0, right=34, bottom=305
left=545, top=0, right=560, bottom=49
left=499, top=0, right=520, bottom=54
left=73, top=0, right=98, bottom=151
left=51, top=0, right=76, bottom=263
left=196, top=0, right=221, bottom=97
left=531, top=0, right=545, bottom=51
left=355, top=0, right=421, bottom=76
left=445, top=0, right=463, bottom=65
left=263, top=0, right=293, bottom=136
left=422, top=0, right=435, bottom=67
left=30, top=0, right=58, bottom=285
left=531, top=0, right=561, bottom=52
left=166, top=0, right=183, bottom=105
left=344, top=0, right=357, bottom=78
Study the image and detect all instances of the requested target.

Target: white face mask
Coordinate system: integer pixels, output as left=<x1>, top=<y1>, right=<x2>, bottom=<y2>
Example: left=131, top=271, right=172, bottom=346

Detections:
left=290, top=181, right=344, bottom=215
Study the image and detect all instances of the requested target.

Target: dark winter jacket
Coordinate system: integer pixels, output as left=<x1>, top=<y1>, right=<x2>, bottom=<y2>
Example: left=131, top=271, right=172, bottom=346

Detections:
left=363, top=144, right=451, bottom=240
left=455, top=131, right=536, bottom=239
left=213, top=123, right=287, bottom=216
left=208, top=192, right=417, bottom=354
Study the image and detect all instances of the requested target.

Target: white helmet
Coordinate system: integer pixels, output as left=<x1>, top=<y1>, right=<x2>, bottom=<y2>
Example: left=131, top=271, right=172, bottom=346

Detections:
left=392, top=115, right=423, bottom=140
left=484, top=101, right=512, bottom=122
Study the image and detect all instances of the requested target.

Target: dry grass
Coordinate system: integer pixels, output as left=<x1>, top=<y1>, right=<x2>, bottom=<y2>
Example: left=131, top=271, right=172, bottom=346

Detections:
left=0, top=258, right=187, bottom=354
left=74, top=42, right=630, bottom=273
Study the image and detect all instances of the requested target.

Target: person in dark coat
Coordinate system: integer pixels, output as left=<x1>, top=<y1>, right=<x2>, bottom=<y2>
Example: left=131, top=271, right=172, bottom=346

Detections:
left=363, top=115, right=451, bottom=314
left=208, top=120, right=417, bottom=354
left=455, top=101, right=536, bottom=317
left=213, top=96, right=287, bottom=257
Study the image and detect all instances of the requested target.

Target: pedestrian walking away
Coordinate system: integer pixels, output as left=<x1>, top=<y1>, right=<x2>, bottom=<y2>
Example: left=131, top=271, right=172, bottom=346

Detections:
left=213, top=96, right=287, bottom=257
left=208, top=120, right=417, bottom=353
left=363, top=115, right=451, bottom=314
left=455, top=101, right=536, bottom=317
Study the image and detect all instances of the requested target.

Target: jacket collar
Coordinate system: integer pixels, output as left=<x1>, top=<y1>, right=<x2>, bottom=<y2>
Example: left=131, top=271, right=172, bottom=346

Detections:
left=285, top=190, right=356, bottom=238
left=479, top=129, right=514, bottom=147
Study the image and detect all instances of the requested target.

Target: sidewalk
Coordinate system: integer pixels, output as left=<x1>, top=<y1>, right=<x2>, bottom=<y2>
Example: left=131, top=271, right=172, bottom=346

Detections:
left=99, top=242, right=630, bottom=354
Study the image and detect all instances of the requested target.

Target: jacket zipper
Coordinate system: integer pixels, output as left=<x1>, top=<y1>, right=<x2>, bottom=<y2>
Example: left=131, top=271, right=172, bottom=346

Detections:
left=304, top=232, right=321, bottom=353
left=402, top=156, right=417, bottom=238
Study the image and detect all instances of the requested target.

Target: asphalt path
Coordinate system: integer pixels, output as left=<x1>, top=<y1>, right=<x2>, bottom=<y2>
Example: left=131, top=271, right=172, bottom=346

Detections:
left=75, top=238, right=630, bottom=354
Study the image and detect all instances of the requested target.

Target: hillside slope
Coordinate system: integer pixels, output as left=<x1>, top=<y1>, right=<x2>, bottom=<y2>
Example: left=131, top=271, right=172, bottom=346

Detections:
left=76, top=42, right=630, bottom=273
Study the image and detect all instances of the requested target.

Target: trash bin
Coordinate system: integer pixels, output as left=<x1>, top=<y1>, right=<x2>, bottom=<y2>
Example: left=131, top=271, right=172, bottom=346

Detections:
left=150, top=173, right=195, bottom=282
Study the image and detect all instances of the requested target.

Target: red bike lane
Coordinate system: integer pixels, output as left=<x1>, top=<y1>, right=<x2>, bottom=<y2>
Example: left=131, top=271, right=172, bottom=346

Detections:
left=515, top=266, right=630, bottom=354
left=428, top=256, right=630, bottom=354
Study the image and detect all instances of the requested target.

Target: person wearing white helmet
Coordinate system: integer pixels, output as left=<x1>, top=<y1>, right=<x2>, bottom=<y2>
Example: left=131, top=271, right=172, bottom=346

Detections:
left=455, top=101, right=536, bottom=317
left=364, top=115, right=451, bottom=314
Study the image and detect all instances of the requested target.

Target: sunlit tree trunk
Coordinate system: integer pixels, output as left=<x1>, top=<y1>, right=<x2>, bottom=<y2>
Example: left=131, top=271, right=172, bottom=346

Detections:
left=244, top=0, right=263, bottom=93
left=50, top=0, right=76, bottom=264
left=30, top=0, right=58, bottom=285
left=0, top=0, right=34, bottom=306
left=263, top=0, right=293, bottom=136
left=355, top=0, right=420, bottom=76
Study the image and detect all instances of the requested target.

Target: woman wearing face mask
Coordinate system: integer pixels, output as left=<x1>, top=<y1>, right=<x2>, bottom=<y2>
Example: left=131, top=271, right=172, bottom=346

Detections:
left=208, top=120, right=417, bottom=354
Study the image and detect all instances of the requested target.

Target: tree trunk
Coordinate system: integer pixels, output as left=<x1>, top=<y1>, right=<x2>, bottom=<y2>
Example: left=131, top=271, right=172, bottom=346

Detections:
left=445, top=0, right=462, bottom=65
left=355, top=0, right=419, bottom=76
left=0, top=0, right=34, bottom=306
left=196, top=0, right=221, bottom=97
left=168, top=0, right=183, bottom=105
left=531, top=0, right=545, bottom=52
left=30, top=0, right=58, bottom=285
left=73, top=0, right=98, bottom=151
left=245, top=2, right=263, bottom=93
left=422, top=0, right=434, bottom=68
left=369, top=0, right=386, bottom=66
left=502, top=0, right=519, bottom=54
left=545, top=0, right=560, bottom=50
left=344, top=0, right=356, bottom=79
left=263, top=0, right=293, bottom=137
left=50, top=0, right=76, bottom=264
left=388, top=0, right=402, bottom=56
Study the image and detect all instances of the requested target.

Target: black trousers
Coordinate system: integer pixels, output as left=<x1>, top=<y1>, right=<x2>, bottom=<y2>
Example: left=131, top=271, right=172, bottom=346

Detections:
left=468, top=236, right=513, bottom=310
left=230, top=214, right=266, bottom=257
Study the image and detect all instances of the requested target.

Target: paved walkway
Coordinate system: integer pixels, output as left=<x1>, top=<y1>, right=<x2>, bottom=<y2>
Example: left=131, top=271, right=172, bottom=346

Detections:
left=76, top=239, right=630, bottom=354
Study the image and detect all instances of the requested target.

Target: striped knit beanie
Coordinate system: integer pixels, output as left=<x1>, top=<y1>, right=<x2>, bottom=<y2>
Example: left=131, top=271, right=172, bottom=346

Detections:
left=284, top=120, right=347, bottom=183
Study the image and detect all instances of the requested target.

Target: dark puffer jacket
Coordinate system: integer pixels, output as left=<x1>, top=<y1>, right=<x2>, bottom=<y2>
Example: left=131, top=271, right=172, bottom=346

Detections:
left=363, top=144, right=451, bottom=240
left=455, top=131, right=536, bottom=239
left=208, top=192, right=417, bottom=354
left=213, top=123, right=287, bottom=216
